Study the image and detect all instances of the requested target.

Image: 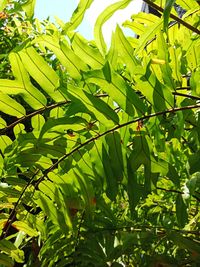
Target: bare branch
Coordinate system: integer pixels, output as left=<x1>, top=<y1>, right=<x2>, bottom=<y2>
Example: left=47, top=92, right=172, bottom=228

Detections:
left=2, top=103, right=200, bottom=239
left=0, top=100, right=70, bottom=135
left=172, top=92, right=200, bottom=100
left=143, top=0, right=200, bottom=35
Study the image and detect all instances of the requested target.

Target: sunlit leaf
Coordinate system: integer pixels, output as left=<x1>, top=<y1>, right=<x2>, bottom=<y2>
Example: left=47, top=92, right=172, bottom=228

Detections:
left=94, top=0, right=131, bottom=54
left=64, top=0, right=93, bottom=33
left=19, top=46, right=65, bottom=102
left=12, top=221, right=38, bottom=237
left=163, top=0, right=175, bottom=33
left=21, top=0, right=36, bottom=18
left=72, top=33, right=104, bottom=69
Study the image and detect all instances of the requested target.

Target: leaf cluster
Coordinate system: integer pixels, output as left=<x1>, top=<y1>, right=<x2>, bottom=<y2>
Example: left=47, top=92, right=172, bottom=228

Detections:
left=0, top=0, right=200, bottom=266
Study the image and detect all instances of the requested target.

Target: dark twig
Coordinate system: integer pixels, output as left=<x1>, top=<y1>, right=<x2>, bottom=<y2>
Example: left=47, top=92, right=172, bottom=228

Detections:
left=35, top=104, right=200, bottom=187
left=176, top=87, right=190, bottom=90
left=0, top=94, right=112, bottom=136
left=157, top=186, right=182, bottom=194
left=172, top=92, right=200, bottom=100
left=143, top=0, right=200, bottom=35
left=0, top=100, right=70, bottom=135
left=2, top=103, right=200, bottom=238
left=0, top=169, right=40, bottom=240
left=157, top=187, right=200, bottom=202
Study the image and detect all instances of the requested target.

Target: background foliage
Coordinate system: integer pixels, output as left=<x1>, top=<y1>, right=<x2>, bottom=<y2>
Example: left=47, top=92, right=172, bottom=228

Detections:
left=0, top=0, right=200, bottom=266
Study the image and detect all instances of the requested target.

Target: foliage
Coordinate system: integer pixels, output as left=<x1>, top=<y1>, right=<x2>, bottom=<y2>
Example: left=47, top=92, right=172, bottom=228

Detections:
left=0, top=0, right=200, bottom=266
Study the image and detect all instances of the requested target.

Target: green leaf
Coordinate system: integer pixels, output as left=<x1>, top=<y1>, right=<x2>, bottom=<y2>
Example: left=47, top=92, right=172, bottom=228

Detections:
left=0, top=253, right=14, bottom=267
left=190, top=68, right=200, bottom=96
left=0, top=240, right=24, bottom=263
left=102, top=144, right=118, bottom=201
left=123, top=20, right=145, bottom=36
left=157, top=31, right=175, bottom=89
left=31, top=114, right=45, bottom=132
left=60, top=40, right=89, bottom=76
left=176, top=195, right=188, bottom=228
left=14, top=153, right=52, bottom=169
left=176, top=0, right=199, bottom=10
left=73, top=170, right=95, bottom=216
left=12, top=221, right=38, bottom=237
left=35, top=35, right=88, bottom=79
left=94, top=0, right=131, bottom=54
left=0, top=79, right=25, bottom=95
left=169, top=232, right=200, bottom=254
left=35, top=191, right=60, bottom=226
left=0, top=135, right=12, bottom=153
left=127, top=157, right=142, bottom=216
left=0, top=117, right=6, bottom=129
left=129, top=134, right=167, bottom=193
left=104, top=132, right=124, bottom=181
left=9, top=52, right=47, bottom=109
left=21, top=0, right=36, bottom=18
left=19, top=46, right=65, bottom=102
left=114, top=25, right=143, bottom=77
left=163, top=0, right=175, bottom=33
left=0, top=0, right=8, bottom=11
left=0, top=93, right=25, bottom=117
left=107, top=32, right=118, bottom=67
left=188, top=151, right=200, bottom=174
left=135, top=62, right=174, bottom=112
left=39, top=116, right=87, bottom=138
left=85, top=64, right=147, bottom=116
left=185, top=39, right=200, bottom=72
left=67, top=85, right=119, bottom=126
left=72, top=34, right=104, bottom=69
left=186, top=172, right=200, bottom=194
left=131, top=12, right=159, bottom=26
left=64, top=0, right=93, bottom=33
left=135, top=20, right=163, bottom=54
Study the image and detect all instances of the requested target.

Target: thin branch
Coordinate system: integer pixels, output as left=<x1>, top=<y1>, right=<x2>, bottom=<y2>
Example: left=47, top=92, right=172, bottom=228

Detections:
left=0, top=100, right=70, bottom=135
left=0, top=94, right=112, bottom=135
left=157, top=186, right=182, bottom=194
left=172, top=92, right=200, bottom=100
left=36, top=103, right=200, bottom=184
left=0, top=169, right=40, bottom=240
left=143, top=0, right=200, bottom=35
left=176, top=87, right=190, bottom=90
left=157, top=186, right=200, bottom=202
left=2, top=103, right=200, bottom=238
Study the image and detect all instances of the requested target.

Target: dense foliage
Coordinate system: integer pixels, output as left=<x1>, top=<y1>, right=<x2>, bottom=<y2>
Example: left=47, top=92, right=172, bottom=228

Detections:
left=0, top=0, right=200, bottom=266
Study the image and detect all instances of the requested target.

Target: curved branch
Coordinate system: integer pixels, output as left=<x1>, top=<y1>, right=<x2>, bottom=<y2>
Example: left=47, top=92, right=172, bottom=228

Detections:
left=0, top=169, right=40, bottom=240
left=2, top=103, right=200, bottom=239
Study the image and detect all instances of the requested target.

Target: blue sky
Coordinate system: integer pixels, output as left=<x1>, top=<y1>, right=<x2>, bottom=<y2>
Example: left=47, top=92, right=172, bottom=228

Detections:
left=35, top=0, right=143, bottom=41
